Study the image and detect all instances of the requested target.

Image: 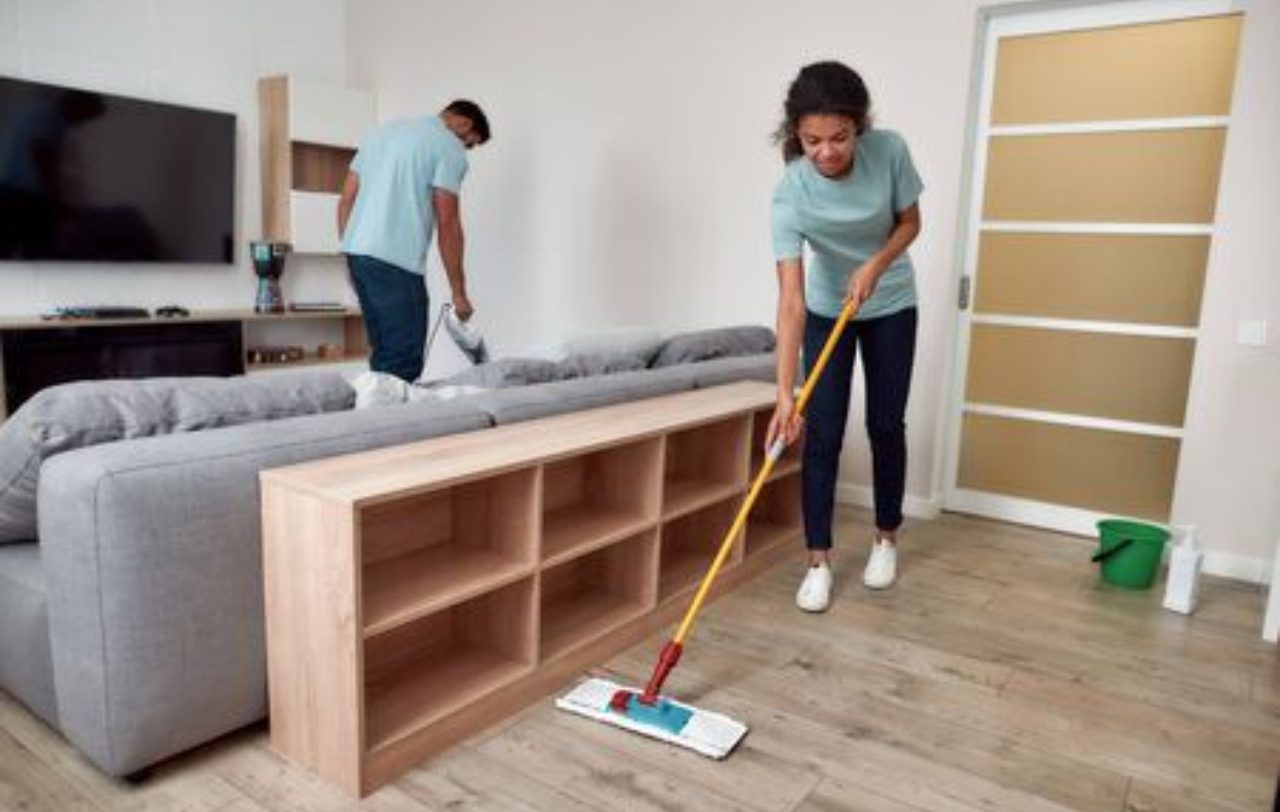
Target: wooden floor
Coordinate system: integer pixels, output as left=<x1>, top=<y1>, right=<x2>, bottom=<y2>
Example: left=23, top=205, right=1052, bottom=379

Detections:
left=3, top=507, right=1277, bottom=811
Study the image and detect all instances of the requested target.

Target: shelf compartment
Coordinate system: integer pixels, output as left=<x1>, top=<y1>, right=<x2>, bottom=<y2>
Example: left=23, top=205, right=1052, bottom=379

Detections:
left=542, top=438, right=662, bottom=566
left=659, top=498, right=743, bottom=602
left=291, top=141, right=356, bottom=193
left=540, top=529, right=658, bottom=662
left=361, top=468, right=538, bottom=637
left=749, top=408, right=803, bottom=482
left=662, top=415, right=750, bottom=519
left=364, top=577, right=536, bottom=754
left=745, top=472, right=802, bottom=557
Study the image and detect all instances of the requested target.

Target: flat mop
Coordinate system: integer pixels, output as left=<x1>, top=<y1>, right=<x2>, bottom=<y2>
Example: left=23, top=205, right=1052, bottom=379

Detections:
left=556, top=298, right=860, bottom=757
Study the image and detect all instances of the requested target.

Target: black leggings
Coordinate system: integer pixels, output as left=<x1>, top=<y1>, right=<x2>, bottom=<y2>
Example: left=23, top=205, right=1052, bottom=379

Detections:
left=801, top=307, right=917, bottom=549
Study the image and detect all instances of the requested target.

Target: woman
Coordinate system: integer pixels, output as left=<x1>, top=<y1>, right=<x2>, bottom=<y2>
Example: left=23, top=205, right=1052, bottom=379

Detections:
left=766, top=61, right=923, bottom=612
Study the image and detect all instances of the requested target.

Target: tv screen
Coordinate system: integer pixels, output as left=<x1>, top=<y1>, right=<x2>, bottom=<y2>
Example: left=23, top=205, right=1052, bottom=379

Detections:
left=0, top=76, right=235, bottom=263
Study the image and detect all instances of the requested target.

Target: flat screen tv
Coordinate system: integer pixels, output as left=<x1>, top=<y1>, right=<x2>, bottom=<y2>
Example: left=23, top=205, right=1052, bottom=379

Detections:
left=0, top=76, right=235, bottom=263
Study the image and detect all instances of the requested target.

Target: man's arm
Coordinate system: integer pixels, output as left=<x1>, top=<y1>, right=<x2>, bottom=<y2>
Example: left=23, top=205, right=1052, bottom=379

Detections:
left=433, top=188, right=472, bottom=320
left=336, top=171, right=359, bottom=239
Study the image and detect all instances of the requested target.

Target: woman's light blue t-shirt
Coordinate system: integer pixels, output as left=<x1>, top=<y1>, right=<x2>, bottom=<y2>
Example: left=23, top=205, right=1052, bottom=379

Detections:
left=771, top=129, right=923, bottom=320
left=341, top=116, right=468, bottom=275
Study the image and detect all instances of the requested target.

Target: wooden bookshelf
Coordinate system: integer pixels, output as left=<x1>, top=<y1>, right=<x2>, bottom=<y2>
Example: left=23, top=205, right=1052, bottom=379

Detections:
left=260, top=381, right=802, bottom=796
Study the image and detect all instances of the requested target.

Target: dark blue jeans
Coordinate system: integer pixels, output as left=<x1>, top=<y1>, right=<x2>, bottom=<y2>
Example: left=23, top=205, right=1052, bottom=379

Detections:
left=802, top=307, right=917, bottom=549
left=345, top=254, right=429, bottom=383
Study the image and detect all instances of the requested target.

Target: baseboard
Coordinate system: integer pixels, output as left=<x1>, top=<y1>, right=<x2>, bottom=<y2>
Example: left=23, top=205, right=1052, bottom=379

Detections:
left=834, top=483, right=941, bottom=521
left=835, top=484, right=1272, bottom=588
left=1201, top=551, right=1271, bottom=585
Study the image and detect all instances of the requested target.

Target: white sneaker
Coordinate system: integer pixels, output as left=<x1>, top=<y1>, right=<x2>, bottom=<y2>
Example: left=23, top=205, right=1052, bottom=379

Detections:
left=795, top=563, right=833, bottom=612
left=863, top=539, right=897, bottom=589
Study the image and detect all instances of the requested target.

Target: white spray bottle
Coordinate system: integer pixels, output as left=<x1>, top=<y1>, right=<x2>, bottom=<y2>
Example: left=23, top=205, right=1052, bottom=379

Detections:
left=1163, top=525, right=1202, bottom=615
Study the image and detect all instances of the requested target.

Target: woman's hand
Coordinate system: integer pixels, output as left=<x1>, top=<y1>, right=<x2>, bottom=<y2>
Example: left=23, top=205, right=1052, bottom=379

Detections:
left=766, top=394, right=804, bottom=452
left=844, top=260, right=884, bottom=306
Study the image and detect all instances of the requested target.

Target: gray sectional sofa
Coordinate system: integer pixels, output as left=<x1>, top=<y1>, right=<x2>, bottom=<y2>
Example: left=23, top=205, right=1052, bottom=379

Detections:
left=0, top=342, right=775, bottom=778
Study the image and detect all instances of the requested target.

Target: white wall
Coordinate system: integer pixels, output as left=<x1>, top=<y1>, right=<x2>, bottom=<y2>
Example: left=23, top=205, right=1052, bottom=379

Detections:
left=346, top=0, right=973, bottom=503
left=1170, top=0, right=1280, bottom=582
left=0, top=0, right=357, bottom=315
left=347, top=0, right=1279, bottom=579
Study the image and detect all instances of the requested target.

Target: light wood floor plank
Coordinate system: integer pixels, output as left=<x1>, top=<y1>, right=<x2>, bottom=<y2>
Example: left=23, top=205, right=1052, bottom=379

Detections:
left=0, top=725, right=104, bottom=812
left=794, top=778, right=934, bottom=812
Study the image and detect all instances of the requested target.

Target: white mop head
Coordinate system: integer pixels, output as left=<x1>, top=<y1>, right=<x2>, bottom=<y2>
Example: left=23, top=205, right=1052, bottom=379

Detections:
left=555, top=677, right=748, bottom=759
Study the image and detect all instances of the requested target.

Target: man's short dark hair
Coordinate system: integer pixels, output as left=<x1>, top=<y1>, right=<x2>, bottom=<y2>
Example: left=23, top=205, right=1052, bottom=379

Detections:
left=444, top=99, right=491, bottom=144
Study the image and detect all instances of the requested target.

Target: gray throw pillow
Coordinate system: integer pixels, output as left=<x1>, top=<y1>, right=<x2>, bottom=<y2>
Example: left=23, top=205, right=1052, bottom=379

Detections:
left=651, top=325, right=776, bottom=368
left=556, top=349, right=650, bottom=379
left=442, top=358, right=563, bottom=389
left=0, top=372, right=354, bottom=543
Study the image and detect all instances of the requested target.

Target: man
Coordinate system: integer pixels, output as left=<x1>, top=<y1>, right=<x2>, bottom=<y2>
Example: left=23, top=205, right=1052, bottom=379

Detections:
left=337, top=100, right=490, bottom=382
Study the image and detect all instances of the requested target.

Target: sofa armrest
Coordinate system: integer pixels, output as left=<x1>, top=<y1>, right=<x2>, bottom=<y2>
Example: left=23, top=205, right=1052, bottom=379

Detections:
left=38, top=400, right=491, bottom=775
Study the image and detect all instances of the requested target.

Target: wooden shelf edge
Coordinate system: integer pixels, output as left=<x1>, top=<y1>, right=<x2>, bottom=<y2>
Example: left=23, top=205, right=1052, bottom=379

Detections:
left=542, top=513, right=658, bottom=568
left=661, top=481, right=742, bottom=522
left=365, top=654, right=534, bottom=754
left=363, top=559, right=536, bottom=639
left=540, top=599, right=649, bottom=664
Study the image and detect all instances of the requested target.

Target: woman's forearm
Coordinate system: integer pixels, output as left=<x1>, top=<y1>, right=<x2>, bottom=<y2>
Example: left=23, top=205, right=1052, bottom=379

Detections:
left=776, top=291, right=805, bottom=400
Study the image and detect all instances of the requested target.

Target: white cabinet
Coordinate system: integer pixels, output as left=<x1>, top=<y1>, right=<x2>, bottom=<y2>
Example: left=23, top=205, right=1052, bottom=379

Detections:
left=289, top=191, right=340, bottom=254
left=259, top=75, right=375, bottom=254
left=287, top=76, right=375, bottom=149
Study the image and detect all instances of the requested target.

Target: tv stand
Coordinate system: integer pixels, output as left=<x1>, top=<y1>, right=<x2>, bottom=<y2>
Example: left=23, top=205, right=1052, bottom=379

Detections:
left=0, top=309, right=368, bottom=419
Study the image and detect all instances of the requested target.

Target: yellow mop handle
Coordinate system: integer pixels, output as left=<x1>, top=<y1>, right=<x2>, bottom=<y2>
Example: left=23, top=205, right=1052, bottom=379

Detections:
left=672, top=298, right=858, bottom=645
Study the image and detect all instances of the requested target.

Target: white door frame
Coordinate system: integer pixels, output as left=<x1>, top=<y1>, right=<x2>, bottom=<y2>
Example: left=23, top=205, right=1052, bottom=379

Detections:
left=1265, top=533, right=1280, bottom=643
left=937, top=0, right=1246, bottom=538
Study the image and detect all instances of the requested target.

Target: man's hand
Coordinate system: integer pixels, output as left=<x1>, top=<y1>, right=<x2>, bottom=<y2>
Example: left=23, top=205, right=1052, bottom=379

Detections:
left=452, top=294, right=474, bottom=322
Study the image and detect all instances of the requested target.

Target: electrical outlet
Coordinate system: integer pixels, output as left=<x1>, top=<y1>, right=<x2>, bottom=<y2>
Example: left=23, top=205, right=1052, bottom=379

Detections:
left=1236, top=319, right=1268, bottom=347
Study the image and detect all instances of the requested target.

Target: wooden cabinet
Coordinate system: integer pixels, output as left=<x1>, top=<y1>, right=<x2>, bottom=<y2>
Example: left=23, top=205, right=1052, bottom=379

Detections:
left=258, top=75, right=375, bottom=254
left=260, top=382, right=803, bottom=796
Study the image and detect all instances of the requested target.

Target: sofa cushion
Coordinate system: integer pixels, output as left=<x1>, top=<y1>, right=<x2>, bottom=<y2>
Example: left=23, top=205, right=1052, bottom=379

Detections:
left=465, top=364, right=701, bottom=425
left=0, top=543, right=56, bottom=725
left=0, top=372, right=354, bottom=544
left=555, top=349, right=651, bottom=379
left=651, top=325, right=776, bottom=368
left=441, top=358, right=564, bottom=389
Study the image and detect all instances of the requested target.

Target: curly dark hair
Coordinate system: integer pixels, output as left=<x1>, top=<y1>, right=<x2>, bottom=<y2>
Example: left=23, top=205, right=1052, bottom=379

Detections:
left=773, top=61, right=871, bottom=162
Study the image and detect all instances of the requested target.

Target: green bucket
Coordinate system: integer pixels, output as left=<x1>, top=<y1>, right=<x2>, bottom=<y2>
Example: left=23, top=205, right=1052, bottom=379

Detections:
left=1093, top=519, right=1169, bottom=589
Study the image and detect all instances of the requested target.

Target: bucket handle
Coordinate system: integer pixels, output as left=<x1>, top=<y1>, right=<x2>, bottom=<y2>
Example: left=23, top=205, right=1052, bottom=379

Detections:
left=1091, top=537, right=1134, bottom=564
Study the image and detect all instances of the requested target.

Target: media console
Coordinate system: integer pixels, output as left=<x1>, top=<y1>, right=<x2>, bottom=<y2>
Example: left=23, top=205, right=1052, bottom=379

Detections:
left=0, top=309, right=367, bottom=419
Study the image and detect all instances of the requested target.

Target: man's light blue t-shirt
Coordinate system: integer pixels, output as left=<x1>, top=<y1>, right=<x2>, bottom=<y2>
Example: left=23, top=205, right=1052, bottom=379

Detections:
left=341, top=116, right=468, bottom=275
left=771, top=129, right=924, bottom=320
